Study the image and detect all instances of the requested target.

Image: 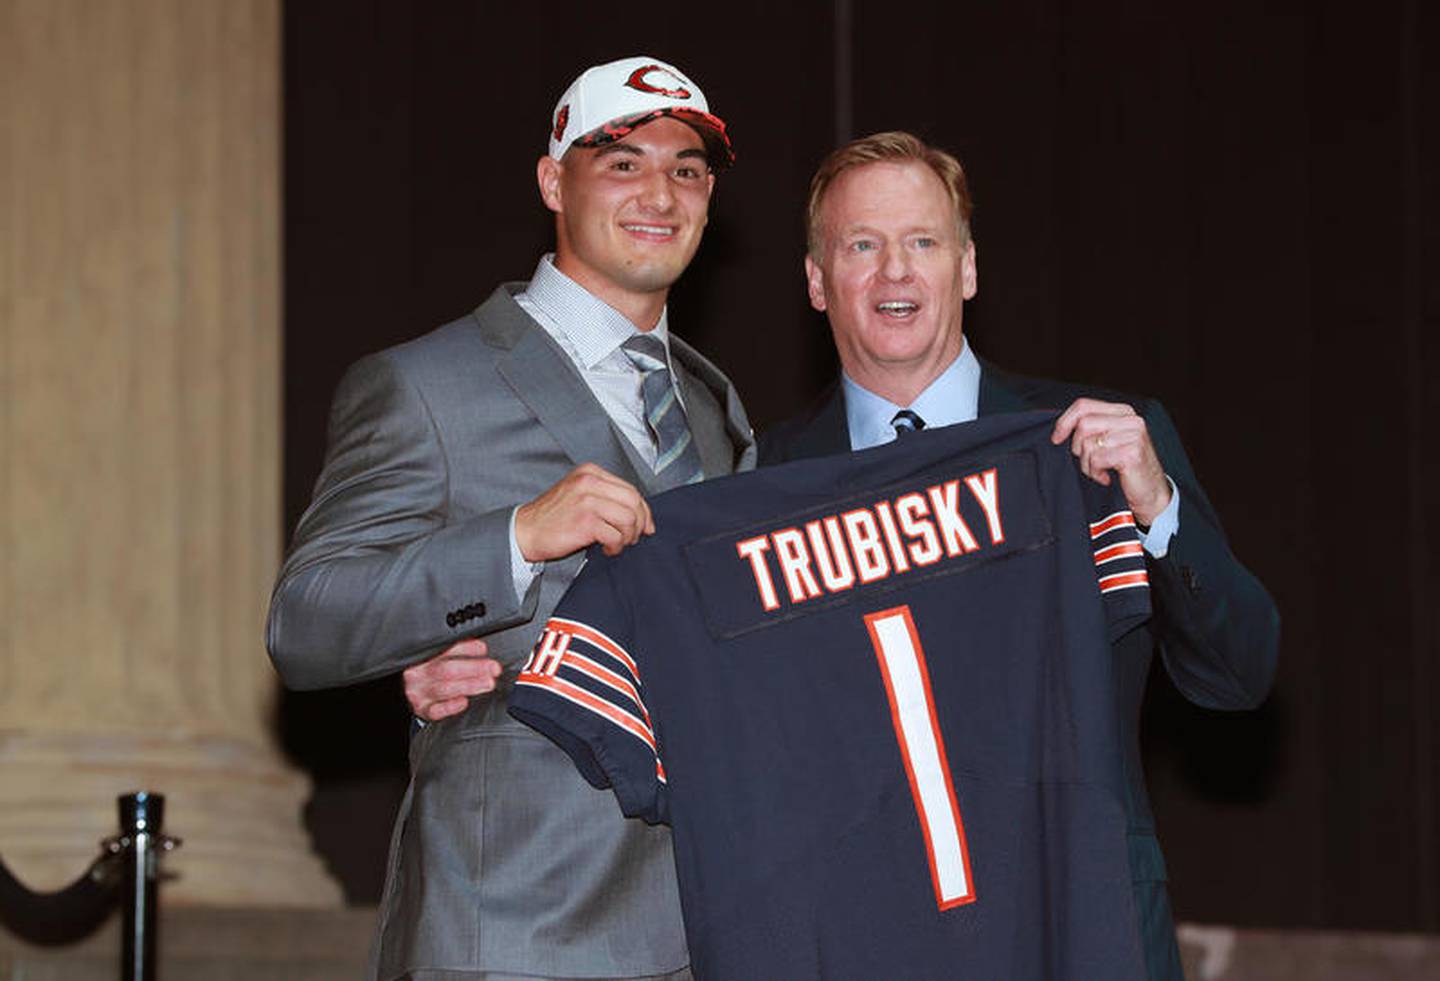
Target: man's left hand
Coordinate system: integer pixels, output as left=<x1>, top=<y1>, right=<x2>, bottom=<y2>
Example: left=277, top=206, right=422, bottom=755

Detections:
left=403, top=639, right=503, bottom=722
left=1052, top=398, right=1172, bottom=526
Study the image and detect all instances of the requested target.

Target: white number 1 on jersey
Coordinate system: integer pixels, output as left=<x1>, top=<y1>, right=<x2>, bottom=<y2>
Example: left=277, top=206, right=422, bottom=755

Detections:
left=864, top=605, right=976, bottom=909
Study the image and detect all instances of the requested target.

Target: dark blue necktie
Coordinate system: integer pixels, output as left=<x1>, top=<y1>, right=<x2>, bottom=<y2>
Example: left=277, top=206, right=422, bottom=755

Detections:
left=891, top=409, right=927, bottom=438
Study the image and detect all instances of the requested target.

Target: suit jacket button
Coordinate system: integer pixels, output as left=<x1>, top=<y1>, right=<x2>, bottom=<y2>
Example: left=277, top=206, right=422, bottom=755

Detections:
left=473, top=602, right=486, bottom=618
left=446, top=612, right=457, bottom=627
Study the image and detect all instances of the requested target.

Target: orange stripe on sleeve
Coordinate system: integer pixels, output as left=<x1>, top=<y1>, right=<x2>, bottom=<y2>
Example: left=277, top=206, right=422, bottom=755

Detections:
left=1093, top=541, right=1145, bottom=565
left=1098, top=570, right=1150, bottom=593
left=1089, top=511, right=1138, bottom=538
left=546, top=617, right=642, bottom=678
left=515, top=672, right=657, bottom=753
left=560, top=651, right=655, bottom=729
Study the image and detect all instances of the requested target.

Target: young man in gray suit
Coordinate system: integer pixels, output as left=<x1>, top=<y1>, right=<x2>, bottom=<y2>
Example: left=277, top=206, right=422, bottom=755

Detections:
left=268, top=56, right=754, bottom=981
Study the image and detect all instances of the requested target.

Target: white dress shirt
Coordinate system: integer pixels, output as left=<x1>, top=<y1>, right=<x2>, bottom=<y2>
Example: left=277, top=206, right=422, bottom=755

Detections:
left=508, top=254, right=683, bottom=592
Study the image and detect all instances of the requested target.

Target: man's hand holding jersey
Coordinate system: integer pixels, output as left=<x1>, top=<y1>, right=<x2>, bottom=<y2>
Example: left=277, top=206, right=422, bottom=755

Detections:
left=404, top=462, right=654, bottom=721
left=1052, top=398, right=1172, bottom=527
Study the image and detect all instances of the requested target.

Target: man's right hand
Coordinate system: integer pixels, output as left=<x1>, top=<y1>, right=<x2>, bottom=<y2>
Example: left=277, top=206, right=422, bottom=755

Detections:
left=404, top=639, right=502, bottom=721
left=515, top=463, right=655, bottom=561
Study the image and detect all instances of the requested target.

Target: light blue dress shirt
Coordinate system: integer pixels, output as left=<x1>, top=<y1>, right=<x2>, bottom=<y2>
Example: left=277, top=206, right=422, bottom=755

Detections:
left=841, top=341, right=1179, bottom=557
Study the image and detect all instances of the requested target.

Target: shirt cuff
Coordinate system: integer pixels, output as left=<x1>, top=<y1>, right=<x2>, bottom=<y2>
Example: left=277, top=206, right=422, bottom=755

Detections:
left=1137, top=476, right=1180, bottom=558
left=510, top=507, right=543, bottom=602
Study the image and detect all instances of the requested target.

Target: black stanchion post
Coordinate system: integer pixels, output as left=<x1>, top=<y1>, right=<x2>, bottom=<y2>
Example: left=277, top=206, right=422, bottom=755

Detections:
left=105, top=792, right=179, bottom=981
left=121, top=793, right=158, bottom=981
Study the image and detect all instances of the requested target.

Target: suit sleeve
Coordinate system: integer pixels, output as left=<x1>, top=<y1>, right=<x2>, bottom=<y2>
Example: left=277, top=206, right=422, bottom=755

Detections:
left=1140, top=400, right=1280, bottom=709
left=266, top=352, right=539, bottom=690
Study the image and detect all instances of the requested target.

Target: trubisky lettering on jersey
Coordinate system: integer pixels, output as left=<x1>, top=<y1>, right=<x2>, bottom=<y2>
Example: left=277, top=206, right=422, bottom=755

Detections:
left=736, top=466, right=1006, bottom=610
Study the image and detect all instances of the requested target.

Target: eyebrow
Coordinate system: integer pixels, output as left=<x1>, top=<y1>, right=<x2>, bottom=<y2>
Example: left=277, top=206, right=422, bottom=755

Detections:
left=592, top=142, right=710, bottom=164
left=594, top=143, right=644, bottom=159
left=840, top=223, right=944, bottom=236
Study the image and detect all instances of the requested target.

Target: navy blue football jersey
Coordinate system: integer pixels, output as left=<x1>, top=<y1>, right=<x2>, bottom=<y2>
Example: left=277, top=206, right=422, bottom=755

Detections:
left=509, top=411, right=1150, bottom=980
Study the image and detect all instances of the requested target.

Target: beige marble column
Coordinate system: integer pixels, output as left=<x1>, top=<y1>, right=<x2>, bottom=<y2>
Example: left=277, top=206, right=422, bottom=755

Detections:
left=0, top=0, right=341, bottom=905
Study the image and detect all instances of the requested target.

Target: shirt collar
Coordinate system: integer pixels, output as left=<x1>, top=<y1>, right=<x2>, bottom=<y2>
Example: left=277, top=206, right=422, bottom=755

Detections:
left=842, top=340, right=981, bottom=451
left=520, top=254, right=670, bottom=368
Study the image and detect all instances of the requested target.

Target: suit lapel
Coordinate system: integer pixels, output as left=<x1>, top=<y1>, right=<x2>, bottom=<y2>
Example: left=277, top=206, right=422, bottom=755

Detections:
left=478, top=288, right=646, bottom=487
left=977, top=358, right=1033, bottom=416
left=673, top=360, right=728, bottom=479
left=794, top=383, right=854, bottom=458
left=671, top=336, right=754, bottom=477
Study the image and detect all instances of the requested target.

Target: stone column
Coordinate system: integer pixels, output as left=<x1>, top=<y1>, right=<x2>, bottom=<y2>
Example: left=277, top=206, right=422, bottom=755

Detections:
left=0, top=0, right=341, bottom=905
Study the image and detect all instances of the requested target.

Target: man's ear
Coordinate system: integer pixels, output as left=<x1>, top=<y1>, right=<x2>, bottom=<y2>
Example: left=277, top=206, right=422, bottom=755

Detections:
left=961, top=239, right=978, bottom=299
left=537, top=156, right=563, bottom=213
left=804, top=255, right=828, bottom=312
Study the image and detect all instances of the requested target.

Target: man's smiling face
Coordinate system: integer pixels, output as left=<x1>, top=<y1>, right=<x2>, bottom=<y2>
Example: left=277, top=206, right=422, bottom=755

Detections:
left=541, top=116, right=714, bottom=326
left=806, top=160, right=976, bottom=404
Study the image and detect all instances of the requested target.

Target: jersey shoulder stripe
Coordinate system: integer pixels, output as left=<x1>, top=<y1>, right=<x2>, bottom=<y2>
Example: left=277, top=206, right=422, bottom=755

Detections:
left=548, top=616, right=642, bottom=678
left=1085, top=508, right=1150, bottom=597
left=1098, top=570, right=1150, bottom=593
left=1089, top=510, right=1137, bottom=538
left=1093, top=541, right=1145, bottom=565
left=518, top=617, right=659, bottom=752
left=557, top=648, right=648, bottom=719
left=522, top=617, right=655, bottom=724
left=513, top=670, right=663, bottom=775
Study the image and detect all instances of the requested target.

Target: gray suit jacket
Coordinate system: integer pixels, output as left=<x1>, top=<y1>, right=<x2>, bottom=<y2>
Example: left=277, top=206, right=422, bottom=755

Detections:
left=268, top=284, right=755, bottom=980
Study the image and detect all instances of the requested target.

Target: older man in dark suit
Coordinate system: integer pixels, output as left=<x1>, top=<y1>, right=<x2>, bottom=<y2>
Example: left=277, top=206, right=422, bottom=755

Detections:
left=757, top=130, right=1279, bottom=981
left=268, top=57, right=753, bottom=981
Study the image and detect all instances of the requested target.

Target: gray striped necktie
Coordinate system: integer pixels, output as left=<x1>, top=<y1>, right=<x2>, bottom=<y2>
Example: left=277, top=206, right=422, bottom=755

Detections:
left=621, top=334, right=704, bottom=490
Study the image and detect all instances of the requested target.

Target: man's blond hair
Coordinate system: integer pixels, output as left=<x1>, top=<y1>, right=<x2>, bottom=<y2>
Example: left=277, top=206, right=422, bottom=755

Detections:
left=805, top=131, right=974, bottom=258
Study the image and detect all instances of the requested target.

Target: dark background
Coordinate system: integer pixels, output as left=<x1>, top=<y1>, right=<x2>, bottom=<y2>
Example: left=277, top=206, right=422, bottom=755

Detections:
left=279, top=0, right=1439, bottom=932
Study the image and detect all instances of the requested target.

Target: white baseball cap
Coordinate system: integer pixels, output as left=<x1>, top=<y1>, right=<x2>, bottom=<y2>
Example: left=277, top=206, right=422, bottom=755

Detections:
left=548, top=55, right=734, bottom=169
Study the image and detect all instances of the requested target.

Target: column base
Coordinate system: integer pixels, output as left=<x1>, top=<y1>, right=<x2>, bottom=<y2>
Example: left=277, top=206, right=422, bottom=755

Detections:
left=0, top=730, right=343, bottom=907
left=0, top=905, right=375, bottom=980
